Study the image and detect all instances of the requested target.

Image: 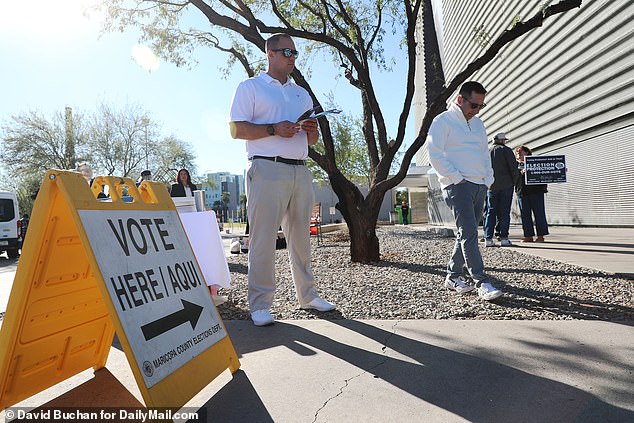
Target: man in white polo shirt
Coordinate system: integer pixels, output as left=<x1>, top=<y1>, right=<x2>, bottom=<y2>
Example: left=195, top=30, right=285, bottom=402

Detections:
left=229, top=33, right=336, bottom=326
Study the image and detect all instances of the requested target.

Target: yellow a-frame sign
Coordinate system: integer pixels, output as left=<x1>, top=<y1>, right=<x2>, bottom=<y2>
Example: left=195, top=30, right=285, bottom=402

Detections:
left=0, top=170, right=240, bottom=410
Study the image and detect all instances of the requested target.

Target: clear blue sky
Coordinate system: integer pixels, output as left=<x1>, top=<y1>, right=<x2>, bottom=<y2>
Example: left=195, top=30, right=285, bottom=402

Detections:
left=0, top=1, right=413, bottom=177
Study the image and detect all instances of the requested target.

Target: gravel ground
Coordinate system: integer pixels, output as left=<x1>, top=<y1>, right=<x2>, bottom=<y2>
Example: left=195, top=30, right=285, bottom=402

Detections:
left=218, top=225, right=633, bottom=322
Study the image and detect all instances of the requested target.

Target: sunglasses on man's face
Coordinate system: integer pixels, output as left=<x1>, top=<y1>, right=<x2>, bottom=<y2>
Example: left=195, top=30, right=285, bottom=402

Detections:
left=461, top=96, right=486, bottom=110
left=272, top=48, right=299, bottom=58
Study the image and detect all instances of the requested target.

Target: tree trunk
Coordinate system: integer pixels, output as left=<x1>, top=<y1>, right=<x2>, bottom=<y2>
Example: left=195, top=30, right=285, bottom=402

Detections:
left=346, top=206, right=381, bottom=262
left=330, top=174, right=383, bottom=262
left=423, top=0, right=445, bottom=104
left=197, top=0, right=582, bottom=264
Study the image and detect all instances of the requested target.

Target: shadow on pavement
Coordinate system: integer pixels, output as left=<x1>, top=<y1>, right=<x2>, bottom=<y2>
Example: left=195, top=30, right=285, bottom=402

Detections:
left=190, top=370, right=273, bottom=423
left=0, top=256, right=19, bottom=268
left=216, top=320, right=633, bottom=423
left=37, top=369, right=144, bottom=409
left=480, top=276, right=634, bottom=324
left=524, top=240, right=634, bottom=250
left=519, top=244, right=634, bottom=256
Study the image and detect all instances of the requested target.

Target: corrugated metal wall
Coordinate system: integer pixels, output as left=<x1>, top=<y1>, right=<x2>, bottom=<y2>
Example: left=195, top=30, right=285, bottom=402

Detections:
left=544, top=123, right=634, bottom=226
left=415, top=0, right=634, bottom=226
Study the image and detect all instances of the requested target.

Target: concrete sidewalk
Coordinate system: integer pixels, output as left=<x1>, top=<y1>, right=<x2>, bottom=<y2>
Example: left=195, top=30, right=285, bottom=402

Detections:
left=503, top=226, right=634, bottom=276
left=421, top=224, right=634, bottom=277
left=3, top=320, right=633, bottom=422
left=1, top=225, right=633, bottom=422
left=194, top=320, right=634, bottom=422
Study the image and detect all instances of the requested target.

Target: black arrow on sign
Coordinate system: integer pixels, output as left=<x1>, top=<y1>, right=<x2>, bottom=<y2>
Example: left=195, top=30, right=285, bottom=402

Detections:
left=141, top=299, right=204, bottom=341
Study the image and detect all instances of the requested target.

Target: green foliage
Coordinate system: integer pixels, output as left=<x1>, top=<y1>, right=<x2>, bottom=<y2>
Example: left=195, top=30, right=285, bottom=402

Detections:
left=511, top=14, right=522, bottom=28
left=152, top=135, right=197, bottom=184
left=472, top=24, right=492, bottom=48
left=0, top=109, right=89, bottom=182
left=95, top=0, right=406, bottom=80
left=87, top=102, right=154, bottom=178
left=96, top=0, right=412, bottom=193
left=395, top=188, right=408, bottom=204
left=1, top=103, right=198, bottom=209
left=221, top=191, right=231, bottom=206
left=309, top=111, right=371, bottom=186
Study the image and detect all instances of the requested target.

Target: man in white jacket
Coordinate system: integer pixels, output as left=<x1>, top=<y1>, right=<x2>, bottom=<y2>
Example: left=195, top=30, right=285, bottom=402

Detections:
left=426, top=81, right=503, bottom=301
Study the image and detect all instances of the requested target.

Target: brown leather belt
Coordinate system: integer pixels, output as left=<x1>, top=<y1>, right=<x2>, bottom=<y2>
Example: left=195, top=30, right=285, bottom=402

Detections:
left=249, top=155, right=306, bottom=166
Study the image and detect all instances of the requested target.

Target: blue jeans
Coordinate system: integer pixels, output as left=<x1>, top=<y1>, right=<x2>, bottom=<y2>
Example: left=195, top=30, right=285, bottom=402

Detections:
left=442, top=182, right=489, bottom=285
left=518, top=193, right=549, bottom=237
left=484, top=187, right=514, bottom=239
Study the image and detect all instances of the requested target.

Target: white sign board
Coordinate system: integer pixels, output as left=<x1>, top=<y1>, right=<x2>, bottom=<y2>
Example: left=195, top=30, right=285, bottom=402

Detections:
left=524, top=155, right=567, bottom=184
left=78, top=209, right=226, bottom=388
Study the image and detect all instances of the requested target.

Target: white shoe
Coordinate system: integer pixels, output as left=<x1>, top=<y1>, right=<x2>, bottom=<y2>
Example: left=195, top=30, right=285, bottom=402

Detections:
left=301, top=297, right=336, bottom=312
left=500, top=238, right=513, bottom=247
left=477, top=282, right=503, bottom=301
left=485, top=239, right=495, bottom=247
left=251, top=309, right=275, bottom=326
left=445, top=275, right=475, bottom=294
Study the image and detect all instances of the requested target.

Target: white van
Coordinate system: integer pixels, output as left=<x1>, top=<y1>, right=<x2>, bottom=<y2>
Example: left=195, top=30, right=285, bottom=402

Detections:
left=0, top=191, right=21, bottom=259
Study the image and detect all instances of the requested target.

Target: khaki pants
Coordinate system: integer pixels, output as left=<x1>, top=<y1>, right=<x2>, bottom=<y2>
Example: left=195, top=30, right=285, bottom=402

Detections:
left=246, top=158, right=318, bottom=312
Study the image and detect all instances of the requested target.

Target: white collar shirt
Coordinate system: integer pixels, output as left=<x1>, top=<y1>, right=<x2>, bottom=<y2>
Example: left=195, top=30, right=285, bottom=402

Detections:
left=229, top=71, right=314, bottom=160
left=426, top=103, right=494, bottom=189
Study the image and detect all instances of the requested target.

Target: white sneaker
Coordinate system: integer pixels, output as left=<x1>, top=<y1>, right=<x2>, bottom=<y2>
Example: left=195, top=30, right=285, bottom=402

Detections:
left=485, top=239, right=495, bottom=247
left=477, top=282, right=503, bottom=301
left=251, top=309, right=275, bottom=326
left=500, top=238, right=513, bottom=247
left=445, top=275, right=475, bottom=294
left=301, top=297, right=336, bottom=312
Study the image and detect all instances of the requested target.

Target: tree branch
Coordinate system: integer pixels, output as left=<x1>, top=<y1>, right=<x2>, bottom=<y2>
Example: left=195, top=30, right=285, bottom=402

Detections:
left=269, top=0, right=294, bottom=29
left=320, top=0, right=354, bottom=45
left=381, top=0, right=582, bottom=193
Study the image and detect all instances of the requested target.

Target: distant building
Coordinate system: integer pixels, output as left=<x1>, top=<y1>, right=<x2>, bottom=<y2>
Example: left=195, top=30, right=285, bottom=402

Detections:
left=415, top=1, right=634, bottom=226
left=200, top=171, right=245, bottom=218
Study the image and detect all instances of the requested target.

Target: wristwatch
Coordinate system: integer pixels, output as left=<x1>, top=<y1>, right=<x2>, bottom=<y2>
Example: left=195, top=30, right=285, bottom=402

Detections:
left=266, top=124, right=275, bottom=136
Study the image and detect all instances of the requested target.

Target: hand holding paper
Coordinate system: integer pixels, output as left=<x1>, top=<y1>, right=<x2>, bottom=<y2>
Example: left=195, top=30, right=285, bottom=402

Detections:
left=299, top=118, right=318, bottom=135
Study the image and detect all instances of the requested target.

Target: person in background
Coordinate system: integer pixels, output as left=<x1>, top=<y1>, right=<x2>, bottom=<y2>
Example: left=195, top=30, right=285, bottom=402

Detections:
left=170, top=168, right=198, bottom=197
left=426, top=80, right=503, bottom=301
left=76, top=163, right=94, bottom=184
left=76, top=162, right=107, bottom=199
left=401, top=201, right=410, bottom=225
left=229, top=33, right=336, bottom=326
left=484, top=132, right=520, bottom=247
left=515, top=145, right=549, bottom=242
left=19, top=213, right=29, bottom=242
left=136, top=169, right=152, bottom=186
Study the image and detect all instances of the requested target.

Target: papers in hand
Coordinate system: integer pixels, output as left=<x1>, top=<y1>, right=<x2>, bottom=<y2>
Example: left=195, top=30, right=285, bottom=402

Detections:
left=311, top=109, right=342, bottom=119
left=296, top=108, right=342, bottom=123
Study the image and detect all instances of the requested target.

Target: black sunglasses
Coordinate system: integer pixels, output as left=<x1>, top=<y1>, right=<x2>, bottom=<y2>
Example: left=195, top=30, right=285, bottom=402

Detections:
left=461, top=96, right=486, bottom=110
left=271, top=48, right=299, bottom=58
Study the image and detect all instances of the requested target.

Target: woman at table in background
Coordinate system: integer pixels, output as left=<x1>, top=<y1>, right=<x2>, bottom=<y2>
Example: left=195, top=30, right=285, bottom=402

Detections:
left=515, top=145, right=549, bottom=242
left=170, top=168, right=198, bottom=197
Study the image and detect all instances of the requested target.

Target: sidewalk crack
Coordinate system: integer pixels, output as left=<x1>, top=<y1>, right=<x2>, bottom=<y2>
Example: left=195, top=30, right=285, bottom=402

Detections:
left=311, top=320, right=401, bottom=422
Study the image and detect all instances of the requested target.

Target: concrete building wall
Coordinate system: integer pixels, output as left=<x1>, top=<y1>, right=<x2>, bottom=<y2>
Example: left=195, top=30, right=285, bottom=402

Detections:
left=416, top=0, right=634, bottom=226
